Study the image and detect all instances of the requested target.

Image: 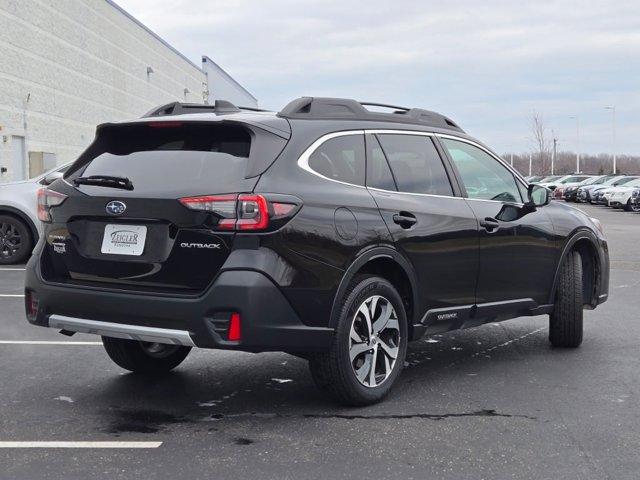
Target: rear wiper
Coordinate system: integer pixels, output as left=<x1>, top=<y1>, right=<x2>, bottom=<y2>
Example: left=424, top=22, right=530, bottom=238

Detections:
left=73, top=175, right=134, bottom=191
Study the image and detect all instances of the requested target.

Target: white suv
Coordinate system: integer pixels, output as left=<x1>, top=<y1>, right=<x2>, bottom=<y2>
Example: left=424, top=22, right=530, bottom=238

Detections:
left=0, top=164, right=69, bottom=264
left=605, top=178, right=640, bottom=210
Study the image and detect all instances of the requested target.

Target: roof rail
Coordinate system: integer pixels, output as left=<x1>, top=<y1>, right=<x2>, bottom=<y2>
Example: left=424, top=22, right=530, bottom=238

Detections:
left=277, top=97, right=464, bottom=132
left=142, top=100, right=268, bottom=118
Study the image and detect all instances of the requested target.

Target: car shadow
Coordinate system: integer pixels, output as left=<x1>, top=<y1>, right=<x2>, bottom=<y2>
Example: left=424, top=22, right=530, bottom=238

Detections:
left=64, top=317, right=573, bottom=435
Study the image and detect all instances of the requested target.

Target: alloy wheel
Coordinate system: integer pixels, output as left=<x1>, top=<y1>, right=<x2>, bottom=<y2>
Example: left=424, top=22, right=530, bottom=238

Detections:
left=0, top=222, right=22, bottom=260
left=349, top=295, right=400, bottom=388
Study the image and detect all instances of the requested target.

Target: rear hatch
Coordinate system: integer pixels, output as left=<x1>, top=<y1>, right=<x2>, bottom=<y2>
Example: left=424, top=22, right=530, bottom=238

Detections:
left=40, top=119, right=289, bottom=294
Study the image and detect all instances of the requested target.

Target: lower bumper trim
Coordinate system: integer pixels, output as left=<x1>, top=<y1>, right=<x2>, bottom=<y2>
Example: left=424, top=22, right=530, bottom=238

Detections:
left=47, top=315, right=196, bottom=347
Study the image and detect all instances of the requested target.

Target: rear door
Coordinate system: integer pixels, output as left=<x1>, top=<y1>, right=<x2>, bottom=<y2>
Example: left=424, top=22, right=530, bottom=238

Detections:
left=438, top=136, right=557, bottom=310
left=365, top=132, right=479, bottom=331
left=42, top=121, right=287, bottom=294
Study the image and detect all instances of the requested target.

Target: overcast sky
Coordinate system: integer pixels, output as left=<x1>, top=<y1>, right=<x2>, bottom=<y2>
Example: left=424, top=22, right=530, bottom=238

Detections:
left=117, top=0, right=639, bottom=155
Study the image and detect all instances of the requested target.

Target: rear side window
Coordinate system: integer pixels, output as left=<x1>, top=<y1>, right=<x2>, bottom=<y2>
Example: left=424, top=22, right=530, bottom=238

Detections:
left=376, top=134, right=453, bottom=196
left=308, top=134, right=365, bottom=186
left=366, top=135, right=397, bottom=191
left=67, top=123, right=255, bottom=195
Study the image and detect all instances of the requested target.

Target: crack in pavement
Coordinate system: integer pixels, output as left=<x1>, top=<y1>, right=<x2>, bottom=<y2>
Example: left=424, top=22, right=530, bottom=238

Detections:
left=206, top=409, right=536, bottom=421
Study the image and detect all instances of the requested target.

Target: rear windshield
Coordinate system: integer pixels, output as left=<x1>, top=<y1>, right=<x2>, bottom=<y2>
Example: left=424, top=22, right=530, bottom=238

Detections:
left=67, top=123, right=254, bottom=196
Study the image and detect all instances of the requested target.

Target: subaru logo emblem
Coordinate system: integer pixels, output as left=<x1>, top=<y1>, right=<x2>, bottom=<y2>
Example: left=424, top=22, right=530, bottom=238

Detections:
left=106, top=200, right=126, bottom=215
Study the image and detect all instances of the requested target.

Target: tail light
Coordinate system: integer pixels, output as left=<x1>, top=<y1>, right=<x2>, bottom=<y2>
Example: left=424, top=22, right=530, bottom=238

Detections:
left=25, top=290, right=39, bottom=322
left=37, top=188, right=67, bottom=222
left=179, top=193, right=298, bottom=231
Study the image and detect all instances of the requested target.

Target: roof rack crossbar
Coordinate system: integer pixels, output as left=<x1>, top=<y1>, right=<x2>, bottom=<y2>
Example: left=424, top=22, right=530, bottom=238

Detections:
left=277, top=97, right=464, bottom=133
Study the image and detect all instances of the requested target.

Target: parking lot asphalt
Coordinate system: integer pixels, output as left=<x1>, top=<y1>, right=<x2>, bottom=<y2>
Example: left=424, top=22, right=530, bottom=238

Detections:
left=1, top=204, right=639, bottom=480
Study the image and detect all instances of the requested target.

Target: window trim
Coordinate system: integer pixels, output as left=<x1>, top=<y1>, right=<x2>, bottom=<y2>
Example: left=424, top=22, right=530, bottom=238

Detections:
left=297, top=130, right=365, bottom=188
left=296, top=129, right=529, bottom=204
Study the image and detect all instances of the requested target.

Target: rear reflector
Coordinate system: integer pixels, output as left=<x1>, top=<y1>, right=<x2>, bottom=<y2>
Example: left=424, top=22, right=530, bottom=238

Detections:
left=227, top=312, right=241, bottom=341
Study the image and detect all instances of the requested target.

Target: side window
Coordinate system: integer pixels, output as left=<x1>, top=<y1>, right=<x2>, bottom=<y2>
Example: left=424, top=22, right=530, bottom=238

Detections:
left=366, top=135, right=397, bottom=191
left=308, top=134, right=365, bottom=186
left=376, top=134, right=454, bottom=196
left=441, top=138, right=523, bottom=203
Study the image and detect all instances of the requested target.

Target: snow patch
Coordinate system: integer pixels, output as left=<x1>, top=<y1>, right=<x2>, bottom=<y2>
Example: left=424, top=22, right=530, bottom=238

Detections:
left=54, top=396, right=74, bottom=403
left=271, top=378, right=293, bottom=384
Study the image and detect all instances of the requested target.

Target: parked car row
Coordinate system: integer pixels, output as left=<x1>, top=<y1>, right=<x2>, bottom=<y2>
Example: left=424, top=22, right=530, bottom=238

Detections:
left=524, top=174, right=640, bottom=212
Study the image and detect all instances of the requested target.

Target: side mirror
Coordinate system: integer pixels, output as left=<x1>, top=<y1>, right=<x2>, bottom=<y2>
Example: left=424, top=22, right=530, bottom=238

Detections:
left=527, top=184, right=550, bottom=207
left=41, top=171, right=64, bottom=186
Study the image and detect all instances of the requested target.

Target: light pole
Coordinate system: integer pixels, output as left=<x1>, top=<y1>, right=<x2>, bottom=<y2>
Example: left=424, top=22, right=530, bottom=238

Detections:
left=528, top=151, right=532, bottom=176
left=551, top=133, right=558, bottom=175
left=604, top=106, right=616, bottom=173
left=569, top=116, right=580, bottom=172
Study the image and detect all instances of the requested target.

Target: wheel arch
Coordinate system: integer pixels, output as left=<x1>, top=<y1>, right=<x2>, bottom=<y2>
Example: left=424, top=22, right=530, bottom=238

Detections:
left=0, top=206, right=39, bottom=244
left=548, top=230, right=603, bottom=308
left=330, top=246, right=420, bottom=339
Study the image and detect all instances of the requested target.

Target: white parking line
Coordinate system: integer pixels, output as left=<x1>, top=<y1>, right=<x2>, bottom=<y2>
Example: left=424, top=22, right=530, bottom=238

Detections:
left=0, top=268, right=26, bottom=271
left=0, top=340, right=102, bottom=345
left=0, top=441, right=162, bottom=449
left=0, top=294, right=24, bottom=297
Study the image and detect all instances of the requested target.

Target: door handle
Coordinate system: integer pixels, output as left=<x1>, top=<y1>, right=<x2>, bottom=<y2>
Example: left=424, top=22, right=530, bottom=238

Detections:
left=479, top=217, right=500, bottom=232
left=393, top=213, right=417, bottom=228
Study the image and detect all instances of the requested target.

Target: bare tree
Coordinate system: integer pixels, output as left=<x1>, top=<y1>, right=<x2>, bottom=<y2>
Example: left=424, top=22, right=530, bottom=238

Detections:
left=530, top=111, right=550, bottom=174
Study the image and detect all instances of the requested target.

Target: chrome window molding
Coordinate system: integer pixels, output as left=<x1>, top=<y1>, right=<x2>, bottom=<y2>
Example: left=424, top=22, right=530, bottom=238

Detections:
left=296, top=129, right=528, bottom=205
left=367, top=186, right=465, bottom=201
left=365, top=129, right=436, bottom=137
left=296, top=130, right=366, bottom=189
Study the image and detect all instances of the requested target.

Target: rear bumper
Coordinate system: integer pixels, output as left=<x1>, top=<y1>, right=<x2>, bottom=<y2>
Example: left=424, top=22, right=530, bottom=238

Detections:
left=25, top=256, right=333, bottom=353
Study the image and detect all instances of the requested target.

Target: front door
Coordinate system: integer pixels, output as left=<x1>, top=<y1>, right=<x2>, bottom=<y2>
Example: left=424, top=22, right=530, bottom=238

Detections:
left=438, top=137, right=557, bottom=310
left=365, top=132, right=479, bottom=331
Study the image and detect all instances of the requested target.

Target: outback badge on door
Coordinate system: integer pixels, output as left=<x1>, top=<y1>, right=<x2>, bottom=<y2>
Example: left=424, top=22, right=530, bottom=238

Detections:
left=106, top=200, right=126, bottom=215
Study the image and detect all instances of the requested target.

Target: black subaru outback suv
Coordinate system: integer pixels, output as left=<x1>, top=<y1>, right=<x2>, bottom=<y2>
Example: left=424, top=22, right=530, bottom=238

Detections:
left=25, top=97, right=609, bottom=405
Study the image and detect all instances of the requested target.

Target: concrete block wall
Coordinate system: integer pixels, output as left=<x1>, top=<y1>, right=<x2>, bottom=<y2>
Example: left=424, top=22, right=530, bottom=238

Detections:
left=0, top=0, right=207, bottom=182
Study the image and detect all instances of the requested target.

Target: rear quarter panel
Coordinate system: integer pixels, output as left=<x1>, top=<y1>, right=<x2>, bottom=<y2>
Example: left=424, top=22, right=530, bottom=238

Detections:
left=255, top=121, right=392, bottom=327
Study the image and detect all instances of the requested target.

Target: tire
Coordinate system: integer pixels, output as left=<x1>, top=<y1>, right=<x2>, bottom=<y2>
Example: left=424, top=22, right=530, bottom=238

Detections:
left=549, top=250, right=583, bottom=348
left=0, top=215, right=33, bottom=265
left=631, top=201, right=640, bottom=213
left=623, top=199, right=633, bottom=212
left=102, top=337, right=191, bottom=373
left=309, top=275, right=408, bottom=406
